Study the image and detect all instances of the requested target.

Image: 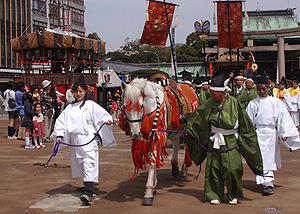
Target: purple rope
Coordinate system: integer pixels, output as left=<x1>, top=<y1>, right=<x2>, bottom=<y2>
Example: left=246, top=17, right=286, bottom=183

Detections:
left=150, top=129, right=187, bottom=134
left=44, top=122, right=116, bottom=168
left=216, top=105, right=223, bottom=127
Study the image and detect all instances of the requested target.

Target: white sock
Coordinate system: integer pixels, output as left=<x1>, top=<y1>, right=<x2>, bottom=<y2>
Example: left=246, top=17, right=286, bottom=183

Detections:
left=25, top=137, right=30, bottom=146
left=38, top=136, right=43, bottom=145
left=33, top=137, right=38, bottom=146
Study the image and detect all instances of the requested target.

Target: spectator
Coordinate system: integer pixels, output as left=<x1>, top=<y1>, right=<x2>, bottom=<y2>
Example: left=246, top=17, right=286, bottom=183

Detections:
left=21, top=92, right=38, bottom=149
left=15, top=81, right=26, bottom=140
left=106, top=91, right=113, bottom=114
left=0, top=90, right=5, bottom=116
left=31, top=85, right=40, bottom=103
left=66, top=84, right=75, bottom=106
left=40, top=80, right=54, bottom=143
left=50, top=84, right=60, bottom=124
left=32, top=103, right=46, bottom=149
left=3, top=82, right=18, bottom=139
left=87, top=86, right=96, bottom=102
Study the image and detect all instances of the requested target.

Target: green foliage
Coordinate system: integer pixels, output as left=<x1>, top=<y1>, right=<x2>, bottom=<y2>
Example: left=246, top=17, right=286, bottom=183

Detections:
left=105, top=32, right=208, bottom=63
left=129, top=69, right=169, bottom=80
left=87, top=32, right=101, bottom=40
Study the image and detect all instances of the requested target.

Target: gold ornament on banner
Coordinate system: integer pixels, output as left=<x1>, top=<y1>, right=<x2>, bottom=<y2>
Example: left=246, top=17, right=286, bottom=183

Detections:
left=152, top=20, right=165, bottom=31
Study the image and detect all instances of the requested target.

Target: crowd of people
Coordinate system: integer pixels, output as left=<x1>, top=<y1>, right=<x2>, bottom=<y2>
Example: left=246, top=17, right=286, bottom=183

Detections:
left=184, top=67, right=300, bottom=205
left=0, top=78, right=98, bottom=149
left=1, top=67, right=300, bottom=206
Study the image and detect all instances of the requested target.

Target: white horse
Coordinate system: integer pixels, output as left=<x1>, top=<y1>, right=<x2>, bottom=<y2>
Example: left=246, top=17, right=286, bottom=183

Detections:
left=121, top=78, right=196, bottom=206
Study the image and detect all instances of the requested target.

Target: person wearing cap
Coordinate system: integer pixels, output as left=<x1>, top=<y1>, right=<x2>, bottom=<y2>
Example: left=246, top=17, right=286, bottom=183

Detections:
left=40, top=79, right=54, bottom=142
left=184, top=66, right=263, bottom=205
left=51, top=74, right=116, bottom=206
left=246, top=72, right=300, bottom=196
left=283, top=79, right=300, bottom=127
left=244, top=73, right=258, bottom=108
left=199, top=77, right=211, bottom=105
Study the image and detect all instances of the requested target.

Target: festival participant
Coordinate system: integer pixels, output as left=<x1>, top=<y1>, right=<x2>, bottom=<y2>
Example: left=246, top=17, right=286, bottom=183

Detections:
left=184, top=66, right=263, bottom=205
left=246, top=72, right=300, bottom=195
left=284, top=79, right=300, bottom=127
left=198, top=77, right=210, bottom=105
left=21, top=92, right=38, bottom=149
left=228, top=72, right=248, bottom=107
left=244, top=73, right=258, bottom=108
left=273, top=77, right=288, bottom=101
left=51, top=75, right=116, bottom=206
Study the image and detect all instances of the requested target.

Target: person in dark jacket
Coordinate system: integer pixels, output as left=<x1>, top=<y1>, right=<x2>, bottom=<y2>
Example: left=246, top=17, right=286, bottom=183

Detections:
left=21, top=92, right=38, bottom=149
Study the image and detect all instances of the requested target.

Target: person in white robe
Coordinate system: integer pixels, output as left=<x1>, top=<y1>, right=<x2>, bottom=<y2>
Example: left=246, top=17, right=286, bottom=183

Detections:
left=51, top=75, right=116, bottom=206
left=246, top=72, right=300, bottom=196
left=283, top=80, right=300, bottom=127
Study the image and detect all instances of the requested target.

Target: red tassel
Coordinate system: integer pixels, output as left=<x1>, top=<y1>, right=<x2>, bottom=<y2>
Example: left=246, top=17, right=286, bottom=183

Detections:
left=140, top=115, right=150, bottom=139
left=119, top=113, right=126, bottom=131
left=185, top=146, right=192, bottom=167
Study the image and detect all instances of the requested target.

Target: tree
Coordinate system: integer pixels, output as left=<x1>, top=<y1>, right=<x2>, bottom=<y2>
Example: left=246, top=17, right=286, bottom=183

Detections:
left=105, top=32, right=207, bottom=63
left=87, top=32, right=101, bottom=40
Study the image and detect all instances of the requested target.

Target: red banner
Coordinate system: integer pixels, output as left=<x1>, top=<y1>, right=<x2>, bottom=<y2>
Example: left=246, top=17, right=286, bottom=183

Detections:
left=217, top=1, right=244, bottom=49
left=140, top=0, right=175, bottom=47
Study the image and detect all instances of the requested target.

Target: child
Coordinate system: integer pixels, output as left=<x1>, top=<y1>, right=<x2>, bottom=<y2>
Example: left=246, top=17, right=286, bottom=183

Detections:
left=21, top=92, right=38, bottom=149
left=32, top=103, right=46, bottom=149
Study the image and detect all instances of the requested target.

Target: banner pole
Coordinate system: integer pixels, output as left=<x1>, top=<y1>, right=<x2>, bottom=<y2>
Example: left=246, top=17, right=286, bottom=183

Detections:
left=163, top=0, right=178, bottom=82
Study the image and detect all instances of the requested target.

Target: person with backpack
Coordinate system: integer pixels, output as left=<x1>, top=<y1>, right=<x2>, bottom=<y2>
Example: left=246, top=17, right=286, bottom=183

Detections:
left=3, top=82, right=18, bottom=139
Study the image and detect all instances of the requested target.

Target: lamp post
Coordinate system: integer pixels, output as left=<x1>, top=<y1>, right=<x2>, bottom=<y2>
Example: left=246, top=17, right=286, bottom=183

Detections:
left=144, top=50, right=159, bottom=69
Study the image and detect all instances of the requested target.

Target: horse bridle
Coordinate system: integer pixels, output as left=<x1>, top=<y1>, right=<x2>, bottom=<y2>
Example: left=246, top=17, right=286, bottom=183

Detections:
left=126, top=104, right=144, bottom=123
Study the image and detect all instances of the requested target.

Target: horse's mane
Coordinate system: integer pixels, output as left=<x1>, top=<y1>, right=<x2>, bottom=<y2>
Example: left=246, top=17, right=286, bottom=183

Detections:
left=123, top=78, right=163, bottom=105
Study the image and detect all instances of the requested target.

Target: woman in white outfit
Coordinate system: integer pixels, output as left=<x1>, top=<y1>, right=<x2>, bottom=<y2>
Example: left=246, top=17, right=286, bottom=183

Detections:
left=51, top=75, right=116, bottom=205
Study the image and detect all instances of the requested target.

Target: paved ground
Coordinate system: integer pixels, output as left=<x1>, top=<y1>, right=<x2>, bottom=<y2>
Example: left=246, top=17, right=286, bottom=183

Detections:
left=0, top=116, right=300, bottom=213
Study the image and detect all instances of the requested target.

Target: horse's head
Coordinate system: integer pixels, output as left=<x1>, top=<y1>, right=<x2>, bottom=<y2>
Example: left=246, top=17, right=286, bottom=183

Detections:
left=121, top=79, right=147, bottom=139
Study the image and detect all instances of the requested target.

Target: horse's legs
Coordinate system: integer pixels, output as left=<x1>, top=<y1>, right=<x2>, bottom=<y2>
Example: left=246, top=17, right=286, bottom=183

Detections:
left=180, top=144, right=188, bottom=177
left=142, top=163, right=157, bottom=206
left=171, top=138, right=180, bottom=177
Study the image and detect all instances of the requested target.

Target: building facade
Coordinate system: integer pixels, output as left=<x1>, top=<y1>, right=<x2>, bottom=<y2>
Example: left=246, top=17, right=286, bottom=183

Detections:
left=0, top=0, right=31, bottom=68
left=206, top=8, right=300, bottom=82
left=0, top=0, right=85, bottom=69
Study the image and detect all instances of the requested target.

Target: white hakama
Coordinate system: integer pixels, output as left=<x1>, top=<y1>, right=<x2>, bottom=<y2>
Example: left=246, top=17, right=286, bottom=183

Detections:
left=51, top=100, right=116, bottom=183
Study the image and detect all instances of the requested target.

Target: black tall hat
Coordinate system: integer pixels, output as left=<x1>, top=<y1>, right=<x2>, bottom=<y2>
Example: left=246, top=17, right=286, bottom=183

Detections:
left=193, top=71, right=202, bottom=85
left=75, top=74, right=86, bottom=86
left=279, top=76, right=287, bottom=86
left=210, top=66, right=234, bottom=91
left=256, top=71, right=269, bottom=85
left=246, top=71, right=257, bottom=84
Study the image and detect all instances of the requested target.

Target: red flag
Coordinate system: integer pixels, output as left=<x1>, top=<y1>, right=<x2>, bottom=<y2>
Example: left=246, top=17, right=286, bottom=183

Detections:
left=140, top=0, right=176, bottom=47
left=217, top=1, right=244, bottom=49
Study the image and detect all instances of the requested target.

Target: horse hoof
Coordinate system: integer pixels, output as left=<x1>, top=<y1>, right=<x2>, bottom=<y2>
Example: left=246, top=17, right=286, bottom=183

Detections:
left=172, top=168, right=180, bottom=177
left=142, top=197, right=153, bottom=206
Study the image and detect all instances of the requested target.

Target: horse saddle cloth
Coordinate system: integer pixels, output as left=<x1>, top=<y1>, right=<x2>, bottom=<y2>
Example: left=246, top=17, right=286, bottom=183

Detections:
left=165, top=81, right=194, bottom=130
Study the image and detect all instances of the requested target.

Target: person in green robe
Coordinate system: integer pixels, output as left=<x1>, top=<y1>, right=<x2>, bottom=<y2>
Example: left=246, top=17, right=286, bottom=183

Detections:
left=184, top=67, right=263, bottom=205
left=244, top=73, right=259, bottom=108
left=228, top=74, right=248, bottom=107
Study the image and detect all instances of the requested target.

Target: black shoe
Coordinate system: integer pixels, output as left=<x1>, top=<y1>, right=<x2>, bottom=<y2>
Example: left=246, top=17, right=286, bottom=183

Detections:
left=263, top=186, right=274, bottom=195
left=80, top=194, right=92, bottom=206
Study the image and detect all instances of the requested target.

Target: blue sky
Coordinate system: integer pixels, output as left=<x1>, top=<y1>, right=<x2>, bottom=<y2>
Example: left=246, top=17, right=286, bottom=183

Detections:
left=84, top=0, right=300, bottom=53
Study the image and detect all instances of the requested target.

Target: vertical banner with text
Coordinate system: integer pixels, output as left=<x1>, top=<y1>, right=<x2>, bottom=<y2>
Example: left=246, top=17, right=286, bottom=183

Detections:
left=217, top=1, right=244, bottom=49
left=140, top=0, right=176, bottom=47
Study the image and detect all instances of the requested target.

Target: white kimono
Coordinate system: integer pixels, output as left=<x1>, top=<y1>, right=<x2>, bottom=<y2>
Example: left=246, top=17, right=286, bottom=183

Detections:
left=284, top=89, right=300, bottom=126
left=51, top=100, right=116, bottom=182
left=246, top=96, right=300, bottom=186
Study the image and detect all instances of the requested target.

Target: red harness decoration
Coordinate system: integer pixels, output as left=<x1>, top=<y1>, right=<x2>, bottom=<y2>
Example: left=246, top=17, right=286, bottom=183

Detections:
left=131, top=92, right=168, bottom=180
